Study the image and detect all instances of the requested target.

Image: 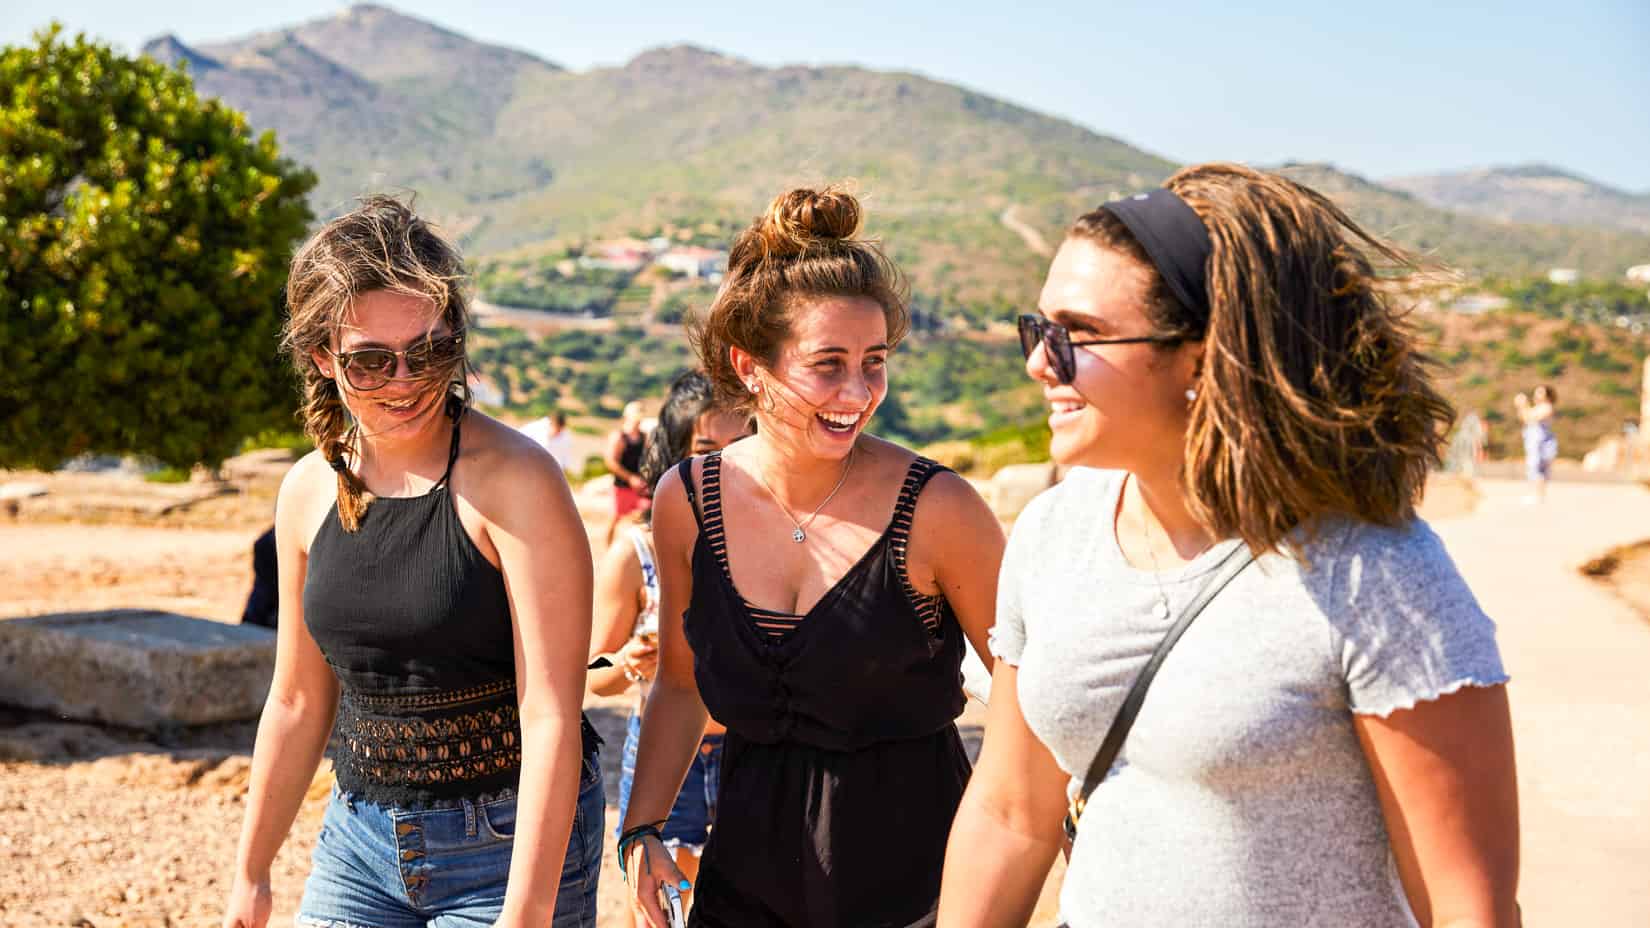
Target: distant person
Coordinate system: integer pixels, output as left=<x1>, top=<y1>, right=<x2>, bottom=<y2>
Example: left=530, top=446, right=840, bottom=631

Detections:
left=221, top=197, right=602, bottom=928
left=941, top=165, right=1518, bottom=927
left=1516, top=385, right=1557, bottom=502
left=589, top=370, right=753, bottom=927
left=1454, top=409, right=1487, bottom=477
left=606, top=400, right=651, bottom=539
left=619, top=186, right=1005, bottom=928
left=519, top=409, right=575, bottom=473
left=239, top=526, right=278, bottom=629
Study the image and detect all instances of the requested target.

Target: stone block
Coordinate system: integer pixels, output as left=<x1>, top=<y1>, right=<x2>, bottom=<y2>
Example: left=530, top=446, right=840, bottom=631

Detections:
left=0, top=609, right=275, bottom=728
left=987, top=462, right=1060, bottom=522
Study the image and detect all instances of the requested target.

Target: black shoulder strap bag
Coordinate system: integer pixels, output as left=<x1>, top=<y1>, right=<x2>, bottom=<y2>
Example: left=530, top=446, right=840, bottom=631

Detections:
left=1063, top=543, right=1257, bottom=840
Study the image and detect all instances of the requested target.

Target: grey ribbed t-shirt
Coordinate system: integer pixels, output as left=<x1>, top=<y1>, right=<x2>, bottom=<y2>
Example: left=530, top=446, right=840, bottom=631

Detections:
left=989, top=468, right=1508, bottom=928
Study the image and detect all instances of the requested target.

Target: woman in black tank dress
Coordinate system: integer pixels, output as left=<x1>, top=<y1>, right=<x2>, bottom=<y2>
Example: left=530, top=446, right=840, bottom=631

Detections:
left=222, top=197, right=601, bottom=928
left=620, top=187, right=1006, bottom=928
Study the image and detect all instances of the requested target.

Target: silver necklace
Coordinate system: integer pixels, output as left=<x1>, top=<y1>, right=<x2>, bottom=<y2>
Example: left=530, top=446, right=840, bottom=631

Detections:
left=1142, top=531, right=1174, bottom=621
left=750, top=447, right=855, bottom=543
left=1132, top=477, right=1210, bottom=621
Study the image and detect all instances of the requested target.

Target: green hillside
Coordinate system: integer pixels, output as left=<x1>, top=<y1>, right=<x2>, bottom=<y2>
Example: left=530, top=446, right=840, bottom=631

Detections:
left=138, top=5, right=1650, bottom=301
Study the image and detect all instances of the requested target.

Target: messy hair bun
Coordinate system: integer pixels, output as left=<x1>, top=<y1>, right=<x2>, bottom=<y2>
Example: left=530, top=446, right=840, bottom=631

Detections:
left=691, top=185, right=909, bottom=410
left=752, top=187, right=863, bottom=259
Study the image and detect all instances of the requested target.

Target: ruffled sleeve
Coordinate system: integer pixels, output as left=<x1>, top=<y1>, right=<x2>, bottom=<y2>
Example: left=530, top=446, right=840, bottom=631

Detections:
left=1326, top=518, right=1509, bottom=717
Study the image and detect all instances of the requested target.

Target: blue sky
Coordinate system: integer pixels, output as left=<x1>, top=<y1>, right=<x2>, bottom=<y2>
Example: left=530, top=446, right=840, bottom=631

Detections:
left=6, top=1, right=1648, bottom=191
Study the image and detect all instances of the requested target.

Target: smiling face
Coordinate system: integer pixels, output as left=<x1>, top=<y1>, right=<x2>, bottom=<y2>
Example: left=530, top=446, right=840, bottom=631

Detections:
left=312, top=289, right=457, bottom=442
left=1031, top=238, right=1202, bottom=471
left=736, top=295, right=890, bottom=462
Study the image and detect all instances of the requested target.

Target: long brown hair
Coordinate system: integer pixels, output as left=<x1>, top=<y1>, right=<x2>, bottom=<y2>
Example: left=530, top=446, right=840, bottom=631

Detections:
left=690, top=186, right=909, bottom=411
left=280, top=195, right=471, bottom=531
left=1072, top=162, right=1454, bottom=556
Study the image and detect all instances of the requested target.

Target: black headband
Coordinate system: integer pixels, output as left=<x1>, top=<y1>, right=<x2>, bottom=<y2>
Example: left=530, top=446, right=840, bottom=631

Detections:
left=1099, top=188, right=1212, bottom=327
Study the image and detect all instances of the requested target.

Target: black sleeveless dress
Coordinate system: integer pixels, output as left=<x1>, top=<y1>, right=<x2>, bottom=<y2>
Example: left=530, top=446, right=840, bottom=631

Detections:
left=303, top=409, right=597, bottom=807
left=674, top=451, right=972, bottom=928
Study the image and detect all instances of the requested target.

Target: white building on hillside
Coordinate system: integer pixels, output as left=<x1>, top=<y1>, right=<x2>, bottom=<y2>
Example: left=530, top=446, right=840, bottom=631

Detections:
left=1626, top=264, right=1650, bottom=285
left=659, top=246, right=727, bottom=279
left=1547, top=267, right=1580, bottom=285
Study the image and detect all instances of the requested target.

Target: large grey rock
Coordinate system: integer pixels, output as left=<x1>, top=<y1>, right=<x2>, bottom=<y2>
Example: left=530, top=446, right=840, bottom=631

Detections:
left=0, top=610, right=275, bottom=728
left=987, top=462, right=1060, bottom=522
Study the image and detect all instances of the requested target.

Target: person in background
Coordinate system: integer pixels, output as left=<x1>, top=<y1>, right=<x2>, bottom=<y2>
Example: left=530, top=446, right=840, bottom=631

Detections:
left=621, top=186, right=1005, bottom=928
left=1515, top=385, right=1558, bottom=503
left=589, top=370, right=753, bottom=926
left=941, top=164, right=1518, bottom=928
left=239, top=525, right=279, bottom=629
left=1453, top=410, right=1486, bottom=478
left=520, top=410, right=575, bottom=474
left=606, top=400, right=651, bottom=541
left=222, top=196, right=602, bottom=928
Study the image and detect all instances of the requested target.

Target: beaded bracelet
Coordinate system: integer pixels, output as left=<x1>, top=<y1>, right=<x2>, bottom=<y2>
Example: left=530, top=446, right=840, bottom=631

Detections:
left=616, top=821, right=667, bottom=879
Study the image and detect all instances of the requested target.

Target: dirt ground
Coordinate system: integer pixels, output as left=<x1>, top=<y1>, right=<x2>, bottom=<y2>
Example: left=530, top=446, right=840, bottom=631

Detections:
left=7, top=462, right=1638, bottom=927
left=0, top=465, right=1060, bottom=927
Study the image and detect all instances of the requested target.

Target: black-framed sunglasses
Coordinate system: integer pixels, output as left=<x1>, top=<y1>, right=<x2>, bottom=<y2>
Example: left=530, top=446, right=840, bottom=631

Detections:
left=329, top=332, right=465, bottom=392
left=1016, top=314, right=1180, bottom=385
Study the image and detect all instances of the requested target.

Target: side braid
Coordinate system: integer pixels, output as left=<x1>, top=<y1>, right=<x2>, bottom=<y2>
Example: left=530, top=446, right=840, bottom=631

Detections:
left=302, top=375, right=374, bottom=531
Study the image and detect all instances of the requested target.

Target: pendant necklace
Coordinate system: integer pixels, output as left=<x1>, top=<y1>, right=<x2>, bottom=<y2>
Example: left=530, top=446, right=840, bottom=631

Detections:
left=751, top=447, right=856, bottom=543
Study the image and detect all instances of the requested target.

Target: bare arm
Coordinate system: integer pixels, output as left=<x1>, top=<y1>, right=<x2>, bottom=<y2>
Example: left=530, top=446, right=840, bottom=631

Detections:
left=939, top=661, right=1070, bottom=926
left=916, top=471, right=1005, bottom=672
left=223, top=456, right=341, bottom=928
left=589, top=535, right=652, bottom=698
left=1354, top=684, right=1520, bottom=928
left=622, top=467, right=712, bottom=927
left=486, top=447, right=595, bottom=926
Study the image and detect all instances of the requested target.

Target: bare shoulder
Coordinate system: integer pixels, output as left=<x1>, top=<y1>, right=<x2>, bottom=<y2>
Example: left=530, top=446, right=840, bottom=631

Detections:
left=277, top=449, right=340, bottom=554
left=648, top=456, right=701, bottom=557
left=912, top=468, right=996, bottom=529
left=599, top=527, right=644, bottom=577
left=457, top=411, right=567, bottom=500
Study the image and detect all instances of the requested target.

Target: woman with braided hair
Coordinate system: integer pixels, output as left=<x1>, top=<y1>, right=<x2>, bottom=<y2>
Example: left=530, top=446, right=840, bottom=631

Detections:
left=222, top=195, right=603, bottom=928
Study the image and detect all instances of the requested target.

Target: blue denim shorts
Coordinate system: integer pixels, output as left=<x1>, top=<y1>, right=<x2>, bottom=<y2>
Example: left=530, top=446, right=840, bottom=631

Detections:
left=615, top=712, right=723, bottom=855
left=297, top=750, right=605, bottom=928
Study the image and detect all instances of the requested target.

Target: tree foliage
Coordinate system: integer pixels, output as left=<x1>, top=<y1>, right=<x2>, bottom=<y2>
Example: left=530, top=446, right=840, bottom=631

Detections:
left=1, top=25, right=315, bottom=469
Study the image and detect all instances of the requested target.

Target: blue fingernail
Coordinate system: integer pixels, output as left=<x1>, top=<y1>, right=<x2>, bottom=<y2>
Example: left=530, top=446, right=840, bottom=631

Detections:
left=679, top=879, right=692, bottom=890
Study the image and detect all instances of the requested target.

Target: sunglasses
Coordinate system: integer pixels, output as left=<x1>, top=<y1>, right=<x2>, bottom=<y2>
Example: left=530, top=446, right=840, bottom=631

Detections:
left=1016, top=314, right=1181, bottom=385
left=329, top=332, right=465, bottom=392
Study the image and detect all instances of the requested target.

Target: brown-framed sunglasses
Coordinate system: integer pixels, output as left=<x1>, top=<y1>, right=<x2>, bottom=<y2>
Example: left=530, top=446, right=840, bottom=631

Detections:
left=1016, top=314, right=1180, bottom=385
left=329, top=332, right=465, bottom=392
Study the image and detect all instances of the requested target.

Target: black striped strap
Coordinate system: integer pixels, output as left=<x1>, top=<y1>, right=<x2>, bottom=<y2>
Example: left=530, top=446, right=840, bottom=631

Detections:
left=1064, top=543, right=1256, bottom=839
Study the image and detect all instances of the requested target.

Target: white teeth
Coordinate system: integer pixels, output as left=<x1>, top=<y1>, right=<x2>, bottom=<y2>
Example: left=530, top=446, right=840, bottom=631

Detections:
left=1051, top=401, right=1085, bottom=414
left=818, top=411, right=859, bottom=426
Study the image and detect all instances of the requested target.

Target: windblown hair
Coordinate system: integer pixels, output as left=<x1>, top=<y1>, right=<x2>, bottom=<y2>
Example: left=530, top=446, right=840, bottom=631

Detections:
left=690, top=186, right=909, bottom=410
left=1071, top=162, right=1455, bottom=556
left=280, top=195, right=472, bottom=532
left=638, top=369, right=721, bottom=493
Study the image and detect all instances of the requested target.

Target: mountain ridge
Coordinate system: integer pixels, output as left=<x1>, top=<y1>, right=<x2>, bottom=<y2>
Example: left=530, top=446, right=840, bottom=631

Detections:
left=137, top=6, right=1650, bottom=286
left=1387, top=164, right=1650, bottom=235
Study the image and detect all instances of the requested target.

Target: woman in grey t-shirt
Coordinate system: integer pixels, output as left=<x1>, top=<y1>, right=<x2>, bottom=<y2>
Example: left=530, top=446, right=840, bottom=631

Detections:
left=939, top=164, right=1519, bottom=927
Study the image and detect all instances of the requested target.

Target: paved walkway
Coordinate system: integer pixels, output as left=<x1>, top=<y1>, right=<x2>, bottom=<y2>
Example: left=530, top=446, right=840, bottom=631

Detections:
left=1428, top=478, right=1650, bottom=926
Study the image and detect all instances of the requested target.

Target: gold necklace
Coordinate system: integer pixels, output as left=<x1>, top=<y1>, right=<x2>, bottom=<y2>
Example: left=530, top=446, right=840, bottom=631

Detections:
left=750, top=446, right=856, bottom=543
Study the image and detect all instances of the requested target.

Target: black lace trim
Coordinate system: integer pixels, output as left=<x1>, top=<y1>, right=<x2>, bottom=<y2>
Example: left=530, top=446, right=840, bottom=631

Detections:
left=333, top=680, right=522, bottom=801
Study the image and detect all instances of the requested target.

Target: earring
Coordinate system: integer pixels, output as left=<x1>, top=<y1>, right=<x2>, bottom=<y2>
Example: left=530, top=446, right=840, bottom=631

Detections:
left=1185, top=388, right=1197, bottom=403
left=749, top=380, right=762, bottom=394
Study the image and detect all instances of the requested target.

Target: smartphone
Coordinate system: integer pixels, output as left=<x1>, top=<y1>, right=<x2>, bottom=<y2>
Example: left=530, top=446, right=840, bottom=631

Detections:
left=657, top=881, right=686, bottom=928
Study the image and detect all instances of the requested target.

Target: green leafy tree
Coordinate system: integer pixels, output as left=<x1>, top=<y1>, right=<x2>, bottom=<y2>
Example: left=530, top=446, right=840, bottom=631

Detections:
left=1, top=25, right=315, bottom=469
